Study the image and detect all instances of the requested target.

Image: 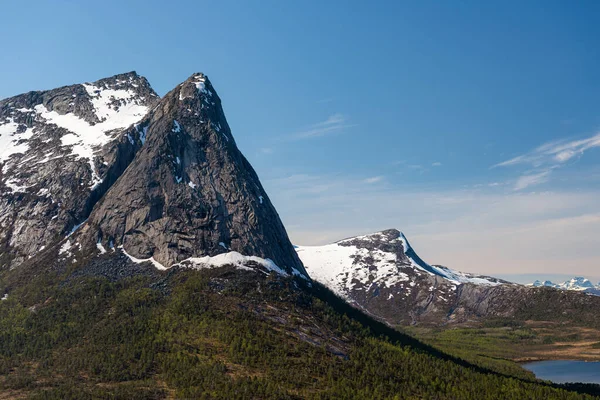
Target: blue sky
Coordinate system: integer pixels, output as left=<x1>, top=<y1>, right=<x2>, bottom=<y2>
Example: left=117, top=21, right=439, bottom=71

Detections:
left=2, top=1, right=600, bottom=282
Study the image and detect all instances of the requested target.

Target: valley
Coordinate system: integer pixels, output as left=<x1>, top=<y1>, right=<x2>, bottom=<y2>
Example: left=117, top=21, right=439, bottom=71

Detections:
left=407, top=322, right=600, bottom=372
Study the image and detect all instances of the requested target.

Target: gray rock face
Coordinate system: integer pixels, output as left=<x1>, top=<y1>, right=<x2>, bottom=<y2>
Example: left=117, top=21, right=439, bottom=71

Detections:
left=0, top=72, right=159, bottom=269
left=81, top=73, right=307, bottom=276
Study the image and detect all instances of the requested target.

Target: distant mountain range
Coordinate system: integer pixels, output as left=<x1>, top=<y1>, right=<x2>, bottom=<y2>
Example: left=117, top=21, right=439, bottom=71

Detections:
left=529, top=277, right=600, bottom=295
left=297, top=229, right=600, bottom=326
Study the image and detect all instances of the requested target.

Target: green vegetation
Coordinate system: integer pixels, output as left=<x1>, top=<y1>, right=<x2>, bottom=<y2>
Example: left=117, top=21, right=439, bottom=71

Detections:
left=407, top=318, right=600, bottom=375
left=405, top=324, right=543, bottom=379
left=0, top=265, right=598, bottom=399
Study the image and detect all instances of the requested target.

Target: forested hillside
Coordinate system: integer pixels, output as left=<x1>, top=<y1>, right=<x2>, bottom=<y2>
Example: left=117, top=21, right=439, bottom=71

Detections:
left=0, top=258, right=598, bottom=399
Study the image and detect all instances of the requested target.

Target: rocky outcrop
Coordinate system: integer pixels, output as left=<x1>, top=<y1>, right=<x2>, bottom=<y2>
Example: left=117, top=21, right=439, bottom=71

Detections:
left=80, top=73, right=307, bottom=276
left=0, top=72, right=159, bottom=269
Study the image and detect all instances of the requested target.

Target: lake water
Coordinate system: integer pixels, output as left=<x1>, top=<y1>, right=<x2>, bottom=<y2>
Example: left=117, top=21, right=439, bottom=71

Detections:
left=523, top=360, right=600, bottom=384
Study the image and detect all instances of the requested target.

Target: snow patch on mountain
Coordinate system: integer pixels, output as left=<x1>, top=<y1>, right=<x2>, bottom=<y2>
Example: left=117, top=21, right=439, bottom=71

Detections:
left=59, top=240, right=72, bottom=256
left=33, top=85, right=148, bottom=187
left=0, top=119, right=34, bottom=162
left=1, top=75, right=152, bottom=192
left=175, top=252, right=283, bottom=274
left=82, top=83, right=149, bottom=127
left=530, top=280, right=559, bottom=288
left=135, top=123, right=149, bottom=144
left=193, top=74, right=207, bottom=94
left=121, top=247, right=167, bottom=271
left=296, top=242, right=410, bottom=300
left=118, top=246, right=295, bottom=279
left=561, top=277, right=596, bottom=291
left=175, top=252, right=302, bottom=278
left=96, top=240, right=107, bottom=254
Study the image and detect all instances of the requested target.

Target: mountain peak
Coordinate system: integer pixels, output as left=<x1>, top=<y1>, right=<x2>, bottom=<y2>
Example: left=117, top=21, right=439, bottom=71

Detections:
left=298, top=229, right=503, bottom=297
left=77, top=74, right=307, bottom=277
left=336, top=228, right=401, bottom=244
left=92, top=70, right=140, bottom=82
left=296, top=229, right=506, bottom=324
left=562, top=276, right=595, bottom=290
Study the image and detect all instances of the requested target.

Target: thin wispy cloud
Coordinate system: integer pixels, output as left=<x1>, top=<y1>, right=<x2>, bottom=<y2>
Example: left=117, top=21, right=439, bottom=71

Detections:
left=259, top=147, right=274, bottom=154
left=290, top=113, right=355, bottom=140
left=392, top=160, right=440, bottom=173
left=495, top=132, right=600, bottom=168
left=470, top=181, right=507, bottom=189
left=513, top=171, right=551, bottom=191
left=493, top=132, right=600, bottom=190
left=363, top=176, right=383, bottom=184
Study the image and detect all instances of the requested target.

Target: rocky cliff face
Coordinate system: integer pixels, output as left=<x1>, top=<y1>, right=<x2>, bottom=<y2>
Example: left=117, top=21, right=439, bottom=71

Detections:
left=80, top=73, right=306, bottom=275
left=0, top=72, right=159, bottom=269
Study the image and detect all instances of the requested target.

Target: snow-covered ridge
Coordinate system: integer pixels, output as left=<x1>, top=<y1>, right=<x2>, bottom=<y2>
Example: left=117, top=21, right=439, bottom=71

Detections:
left=326, top=229, right=500, bottom=283
left=297, top=229, right=504, bottom=302
left=60, top=235, right=299, bottom=278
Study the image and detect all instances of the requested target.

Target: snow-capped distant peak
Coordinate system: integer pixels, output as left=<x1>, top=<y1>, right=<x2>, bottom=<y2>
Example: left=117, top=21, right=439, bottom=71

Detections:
left=561, top=276, right=595, bottom=290
left=527, top=276, right=600, bottom=294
